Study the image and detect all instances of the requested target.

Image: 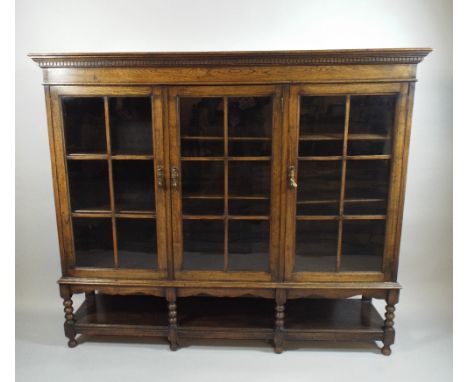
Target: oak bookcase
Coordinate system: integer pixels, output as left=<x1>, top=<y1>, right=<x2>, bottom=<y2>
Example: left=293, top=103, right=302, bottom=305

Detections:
left=30, top=49, right=431, bottom=354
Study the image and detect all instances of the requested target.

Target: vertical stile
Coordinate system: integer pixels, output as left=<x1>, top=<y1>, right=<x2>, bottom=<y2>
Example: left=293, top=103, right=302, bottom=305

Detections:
left=151, top=89, right=160, bottom=270
left=336, top=96, right=351, bottom=271
left=104, top=97, right=119, bottom=268
left=223, top=97, right=229, bottom=271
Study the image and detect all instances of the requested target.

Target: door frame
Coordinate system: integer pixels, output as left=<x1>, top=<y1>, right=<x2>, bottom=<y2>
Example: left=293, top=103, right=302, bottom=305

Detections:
left=284, top=82, right=410, bottom=282
left=49, top=85, right=169, bottom=279
left=167, top=85, right=283, bottom=281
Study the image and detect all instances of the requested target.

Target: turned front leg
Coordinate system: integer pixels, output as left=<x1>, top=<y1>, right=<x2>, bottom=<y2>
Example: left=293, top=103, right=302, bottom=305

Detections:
left=60, top=285, right=77, bottom=348
left=273, top=290, right=286, bottom=354
left=382, top=289, right=399, bottom=356
left=166, top=289, right=179, bottom=351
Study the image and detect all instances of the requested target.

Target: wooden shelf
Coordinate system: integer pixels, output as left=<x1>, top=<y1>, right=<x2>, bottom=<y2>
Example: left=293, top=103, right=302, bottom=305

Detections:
left=67, top=153, right=107, bottom=160
left=182, top=215, right=270, bottom=220
left=67, top=154, right=154, bottom=160
left=74, top=294, right=385, bottom=347
left=72, top=210, right=156, bottom=219
left=297, top=198, right=385, bottom=205
left=183, top=195, right=269, bottom=200
left=296, top=215, right=386, bottom=221
left=181, top=136, right=271, bottom=141
left=299, top=133, right=390, bottom=141
left=181, top=156, right=271, bottom=161
left=298, top=155, right=391, bottom=161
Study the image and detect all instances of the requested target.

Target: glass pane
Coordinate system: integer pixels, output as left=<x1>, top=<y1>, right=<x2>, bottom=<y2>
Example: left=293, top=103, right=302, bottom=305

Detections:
left=181, top=161, right=224, bottom=197
left=229, top=140, right=271, bottom=157
left=344, top=160, right=390, bottom=215
left=297, top=161, right=341, bottom=215
left=73, top=218, right=114, bottom=268
left=341, top=220, right=385, bottom=271
left=348, top=95, right=396, bottom=156
left=68, top=160, right=110, bottom=211
left=228, top=97, right=272, bottom=137
left=229, top=198, right=270, bottom=216
left=295, top=221, right=337, bottom=272
left=229, top=162, right=270, bottom=197
left=299, top=96, right=346, bottom=136
left=299, top=140, right=343, bottom=157
left=116, top=219, right=157, bottom=269
left=182, top=220, right=224, bottom=270
left=179, top=98, right=223, bottom=137
left=228, top=220, right=269, bottom=271
left=113, top=161, right=155, bottom=211
left=182, top=198, right=224, bottom=215
left=109, top=97, right=152, bottom=155
left=181, top=139, right=223, bottom=157
left=62, top=97, right=106, bottom=154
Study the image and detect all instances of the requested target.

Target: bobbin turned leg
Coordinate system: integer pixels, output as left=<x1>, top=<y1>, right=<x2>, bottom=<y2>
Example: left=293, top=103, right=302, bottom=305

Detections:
left=273, top=290, right=286, bottom=354
left=166, top=289, right=179, bottom=351
left=60, top=285, right=77, bottom=348
left=381, top=289, right=399, bottom=356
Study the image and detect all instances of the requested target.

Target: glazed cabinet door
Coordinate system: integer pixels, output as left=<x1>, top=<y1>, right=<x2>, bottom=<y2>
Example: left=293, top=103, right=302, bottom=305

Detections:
left=49, top=86, right=169, bottom=279
left=284, top=83, right=410, bottom=282
left=168, top=86, right=283, bottom=281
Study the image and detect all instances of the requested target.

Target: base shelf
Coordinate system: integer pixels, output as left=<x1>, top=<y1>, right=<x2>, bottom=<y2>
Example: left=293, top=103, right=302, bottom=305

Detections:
left=73, top=294, right=385, bottom=351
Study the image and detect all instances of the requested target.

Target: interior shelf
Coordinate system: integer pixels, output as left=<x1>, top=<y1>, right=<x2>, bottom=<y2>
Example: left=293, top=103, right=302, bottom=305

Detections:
left=180, top=156, right=271, bottom=161
left=181, top=136, right=271, bottom=141
left=183, top=195, right=269, bottom=200
left=299, top=133, right=390, bottom=141
left=67, top=154, right=154, bottom=160
left=73, top=294, right=385, bottom=346
left=297, top=198, right=386, bottom=205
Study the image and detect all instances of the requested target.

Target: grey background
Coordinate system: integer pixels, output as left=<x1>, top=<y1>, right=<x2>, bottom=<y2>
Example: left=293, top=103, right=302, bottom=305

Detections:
left=16, top=0, right=452, bottom=381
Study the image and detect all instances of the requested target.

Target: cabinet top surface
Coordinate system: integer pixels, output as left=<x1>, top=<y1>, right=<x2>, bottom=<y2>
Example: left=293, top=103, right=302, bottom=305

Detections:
left=29, top=48, right=431, bottom=68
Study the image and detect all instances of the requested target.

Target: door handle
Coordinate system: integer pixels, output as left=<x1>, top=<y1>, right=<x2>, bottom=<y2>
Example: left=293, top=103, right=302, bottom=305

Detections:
left=288, top=165, right=298, bottom=189
left=156, top=166, right=165, bottom=188
left=171, top=167, right=179, bottom=189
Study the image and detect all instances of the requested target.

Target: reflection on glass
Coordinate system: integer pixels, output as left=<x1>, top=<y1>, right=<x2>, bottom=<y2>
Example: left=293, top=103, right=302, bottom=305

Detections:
left=345, top=159, right=390, bottom=199
left=228, top=97, right=272, bottom=137
left=62, top=97, right=106, bottom=154
left=109, top=97, right=152, bottom=155
left=299, top=140, right=343, bottom=157
left=182, top=161, right=224, bottom=197
left=229, top=162, right=270, bottom=197
left=348, top=95, right=396, bottom=155
left=341, top=220, right=385, bottom=271
left=116, top=219, right=157, bottom=269
left=349, top=95, right=396, bottom=135
left=180, top=98, right=223, bottom=137
left=229, top=140, right=271, bottom=157
left=183, top=198, right=224, bottom=215
left=228, top=220, right=269, bottom=271
left=68, top=160, right=110, bottom=211
left=229, top=199, right=270, bottom=216
left=181, top=139, right=223, bottom=157
left=294, top=221, right=337, bottom=272
left=73, top=218, right=114, bottom=267
left=113, top=161, right=155, bottom=211
left=182, top=220, right=224, bottom=270
left=297, top=161, right=341, bottom=215
left=300, top=96, right=346, bottom=135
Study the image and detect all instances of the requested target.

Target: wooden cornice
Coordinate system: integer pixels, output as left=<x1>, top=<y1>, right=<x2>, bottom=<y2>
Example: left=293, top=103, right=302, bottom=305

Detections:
left=29, top=48, right=432, bottom=68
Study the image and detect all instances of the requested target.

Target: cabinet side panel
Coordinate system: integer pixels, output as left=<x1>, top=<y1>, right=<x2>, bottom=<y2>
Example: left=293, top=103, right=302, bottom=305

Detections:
left=44, top=86, right=66, bottom=274
left=391, top=82, right=416, bottom=280
left=49, top=87, right=75, bottom=271
left=382, top=83, right=409, bottom=280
